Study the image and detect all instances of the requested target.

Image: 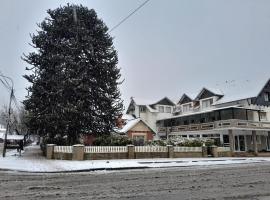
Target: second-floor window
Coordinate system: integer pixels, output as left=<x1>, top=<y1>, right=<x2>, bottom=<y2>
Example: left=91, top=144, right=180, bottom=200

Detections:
left=182, top=104, right=192, bottom=112
left=158, top=106, right=164, bottom=113
left=139, top=106, right=146, bottom=113
left=260, top=112, right=267, bottom=121
left=202, top=99, right=213, bottom=109
left=165, top=106, right=172, bottom=113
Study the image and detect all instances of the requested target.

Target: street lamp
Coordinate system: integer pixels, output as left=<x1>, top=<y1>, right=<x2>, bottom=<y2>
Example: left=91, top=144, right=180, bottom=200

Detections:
left=0, top=74, right=14, bottom=157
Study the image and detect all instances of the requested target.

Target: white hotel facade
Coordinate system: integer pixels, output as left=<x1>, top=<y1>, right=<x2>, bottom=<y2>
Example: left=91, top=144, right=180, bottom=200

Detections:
left=127, top=78, right=270, bottom=154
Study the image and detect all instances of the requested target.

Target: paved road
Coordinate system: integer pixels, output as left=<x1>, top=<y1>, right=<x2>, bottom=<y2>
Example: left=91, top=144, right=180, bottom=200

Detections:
left=1, top=163, right=270, bottom=200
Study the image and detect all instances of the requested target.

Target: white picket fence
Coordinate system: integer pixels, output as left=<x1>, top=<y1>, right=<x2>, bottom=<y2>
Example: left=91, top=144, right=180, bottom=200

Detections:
left=174, top=146, right=202, bottom=152
left=54, top=146, right=72, bottom=153
left=135, top=146, right=167, bottom=152
left=217, top=147, right=231, bottom=152
left=84, top=146, right=128, bottom=153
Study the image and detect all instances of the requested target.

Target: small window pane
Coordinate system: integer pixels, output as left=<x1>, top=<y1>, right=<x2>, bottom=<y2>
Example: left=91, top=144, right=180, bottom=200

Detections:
left=158, top=106, right=164, bottom=113
left=165, top=106, right=171, bottom=113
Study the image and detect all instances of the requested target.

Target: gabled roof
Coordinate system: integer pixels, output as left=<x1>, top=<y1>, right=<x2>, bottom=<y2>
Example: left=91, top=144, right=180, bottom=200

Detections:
left=116, top=118, right=156, bottom=134
left=150, top=97, right=175, bottom=106
left=178, top=93, right=193, bottom=105
left=127, top=97, right=175, bottom=114
left=195, top=87, right=224, bottom=101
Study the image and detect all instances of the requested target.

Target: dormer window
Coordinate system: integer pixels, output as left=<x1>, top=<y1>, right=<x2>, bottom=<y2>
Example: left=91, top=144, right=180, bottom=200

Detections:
left=139, top=106, right=146, bottom=113
left=158, top=106, right=164, bottom=113
left=182, top=103, right=192, bottom=113
left=165, top=106, right=172, bottom=113
left=202, top=98, right=213, bottom=109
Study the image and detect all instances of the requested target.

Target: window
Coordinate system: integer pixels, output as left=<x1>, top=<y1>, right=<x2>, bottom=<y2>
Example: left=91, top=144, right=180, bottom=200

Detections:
left=139, top=106, right=146, bottom=113
left=182, top=103, right=192, bottom=112
left=264, top=93, right=270, bottom=102
left=202, top=98, right=213, bottom=109
left=260, top=112, right=267, bottom=121
left=220, top=109, right=233, bottom=120
left=158, top=106, right=164, bottom=113
left=165, top=106, right=172, bottom=113
left=234, top=108, right=247, bottom=120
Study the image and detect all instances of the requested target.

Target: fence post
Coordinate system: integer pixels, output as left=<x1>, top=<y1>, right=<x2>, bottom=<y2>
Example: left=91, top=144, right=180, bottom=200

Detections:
left=46, top=144, right=55, bottom=159
left=167, top=145, right=174, bottom=158
left=202, top=146, right=208, bottom=157
left=127, top=145, right=135, bottom=159
left=72, top=144, right=85, bottom=161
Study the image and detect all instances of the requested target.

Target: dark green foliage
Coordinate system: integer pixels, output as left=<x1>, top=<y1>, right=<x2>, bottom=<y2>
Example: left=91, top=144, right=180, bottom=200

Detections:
left=23, top=4, right=123, bottom=145
left=93, top=135, right=132, bottom=146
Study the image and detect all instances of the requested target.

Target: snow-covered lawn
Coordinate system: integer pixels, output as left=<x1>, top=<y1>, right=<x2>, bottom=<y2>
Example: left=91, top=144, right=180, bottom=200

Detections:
left=1, top=144, right=270, bottom=173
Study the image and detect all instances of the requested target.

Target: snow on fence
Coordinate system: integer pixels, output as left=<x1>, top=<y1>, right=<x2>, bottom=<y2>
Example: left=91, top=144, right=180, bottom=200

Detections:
left=84, top=146, right=128, bottom=153
left=174, top=147, right=202, bottom=152
left=135, top=146, right=167, bottom=152
left=54, top=146, right=72, bottom=153
left=217, top=147, right=231, bottom=152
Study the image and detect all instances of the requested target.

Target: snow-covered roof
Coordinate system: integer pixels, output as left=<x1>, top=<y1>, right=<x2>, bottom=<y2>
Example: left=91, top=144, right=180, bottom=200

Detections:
left=0, top=133, right=24, bottom=140
left=122, top=114, right=135, bottom=120
left=178, top=78, right=269, bottom=106
left=129, top=97, right=175, bottom=113
left=117, top=118, right=141, bottom=133
left=213, top=78, right=270, bottom=105
left=116, top=118, right=156, bottom=134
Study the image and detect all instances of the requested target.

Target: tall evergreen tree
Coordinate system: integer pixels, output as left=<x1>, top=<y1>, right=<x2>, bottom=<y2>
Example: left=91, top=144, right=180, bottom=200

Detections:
left=23, top=4, right=123, bottom=144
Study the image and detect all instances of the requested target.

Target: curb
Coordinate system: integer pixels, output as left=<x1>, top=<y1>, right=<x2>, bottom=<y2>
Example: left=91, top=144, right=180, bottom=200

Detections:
left=0, top=160, right=268, bottom=174
left=0, top=166, right=150, bottom=174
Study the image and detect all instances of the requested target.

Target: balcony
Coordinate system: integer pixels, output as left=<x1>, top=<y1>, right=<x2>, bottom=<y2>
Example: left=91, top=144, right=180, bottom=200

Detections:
left=158, top=119, right=270, bottom=133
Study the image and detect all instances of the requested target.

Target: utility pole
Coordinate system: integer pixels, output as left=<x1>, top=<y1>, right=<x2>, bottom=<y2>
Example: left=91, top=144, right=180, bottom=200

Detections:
left=0, top=74, right=14, bottom=157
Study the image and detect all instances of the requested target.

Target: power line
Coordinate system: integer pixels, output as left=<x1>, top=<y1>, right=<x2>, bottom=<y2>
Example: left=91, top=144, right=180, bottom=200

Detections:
left=109, top=0, right=151, bottom=33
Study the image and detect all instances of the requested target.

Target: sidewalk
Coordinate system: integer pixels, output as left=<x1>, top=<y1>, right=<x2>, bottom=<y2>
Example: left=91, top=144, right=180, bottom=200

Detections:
left=1, top=144, right=270, bottom=173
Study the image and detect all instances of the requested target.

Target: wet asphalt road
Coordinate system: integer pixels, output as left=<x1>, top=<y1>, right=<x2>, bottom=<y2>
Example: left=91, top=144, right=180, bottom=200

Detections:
left=1, top=162, right=270, bottom=200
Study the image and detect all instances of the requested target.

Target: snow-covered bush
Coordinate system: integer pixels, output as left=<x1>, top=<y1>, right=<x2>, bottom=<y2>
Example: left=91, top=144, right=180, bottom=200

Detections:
left=145, top=137, right=214, bottom=147
left=145, top=140, right=167, bottom=146
left=93, top=134, right=132, bottom=146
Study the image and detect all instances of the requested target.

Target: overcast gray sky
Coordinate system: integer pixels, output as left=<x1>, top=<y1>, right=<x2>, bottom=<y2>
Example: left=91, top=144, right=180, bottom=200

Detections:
left=1, top=0, right=270, bottom=110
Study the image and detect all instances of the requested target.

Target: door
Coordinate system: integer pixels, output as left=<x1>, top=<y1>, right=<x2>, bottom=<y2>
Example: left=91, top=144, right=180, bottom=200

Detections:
left=234, top=135, right=246, bottom=152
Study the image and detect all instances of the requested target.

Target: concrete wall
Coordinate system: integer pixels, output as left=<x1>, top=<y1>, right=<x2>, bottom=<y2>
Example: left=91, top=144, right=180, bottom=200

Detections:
left=85, top=153, right=128, bottom=160
left=174, top=152, right=202, bottom=158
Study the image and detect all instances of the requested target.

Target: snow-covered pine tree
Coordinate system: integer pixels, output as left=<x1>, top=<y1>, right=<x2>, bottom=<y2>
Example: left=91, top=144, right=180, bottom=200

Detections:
left=23, top=4, right=123, bottom=145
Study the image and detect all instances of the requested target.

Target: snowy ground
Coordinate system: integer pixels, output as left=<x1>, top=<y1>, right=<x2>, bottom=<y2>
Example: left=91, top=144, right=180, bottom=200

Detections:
left=1, top=144, right=270, bottom=173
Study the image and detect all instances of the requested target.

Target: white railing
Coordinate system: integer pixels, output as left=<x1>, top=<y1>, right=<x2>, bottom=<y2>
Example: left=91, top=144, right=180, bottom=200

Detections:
left=54, top=146, right=72, bottom=153
left=135, top=146, right=167, bottom=152
left=158, top=119, right=270, bottom=134
left=217, top=147, right=231, bottom=152
left=84, top=146, right=128, bottom=153
left=174, top=146, right=202, bottom=152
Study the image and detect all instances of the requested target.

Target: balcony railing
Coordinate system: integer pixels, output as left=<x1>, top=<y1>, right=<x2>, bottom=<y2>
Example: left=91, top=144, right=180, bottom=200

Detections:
left=158, top=119, right=270, bottom=133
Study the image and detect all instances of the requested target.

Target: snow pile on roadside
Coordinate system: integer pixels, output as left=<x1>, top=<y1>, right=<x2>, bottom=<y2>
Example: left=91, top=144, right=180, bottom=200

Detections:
left=1, top=144, right=270, bottom=173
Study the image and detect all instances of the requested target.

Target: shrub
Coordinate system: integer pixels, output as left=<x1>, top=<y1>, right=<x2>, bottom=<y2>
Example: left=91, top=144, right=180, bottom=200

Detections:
left=147, top=137, right=215, bottom=147
left=93, top=134, right=132, bottom=146
left=40, top=134, right=69, bottom=155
